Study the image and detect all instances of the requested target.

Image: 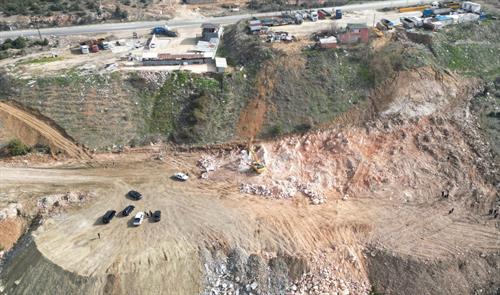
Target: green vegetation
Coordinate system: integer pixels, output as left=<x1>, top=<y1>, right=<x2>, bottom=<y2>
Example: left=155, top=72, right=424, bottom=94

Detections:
left=431, top=21, right=500, bottom=79
left=0, top=37, right=50, bottom=60
left=142, top=71, right=240, bottom=144
left=7, top=139, right=30, bottom=156
left=0, top=0, right=150, bottom=19
left=18, top=56, right=64, bottom=65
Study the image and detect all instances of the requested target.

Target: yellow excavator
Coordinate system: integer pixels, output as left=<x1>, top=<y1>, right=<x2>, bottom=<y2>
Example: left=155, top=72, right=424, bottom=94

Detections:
left=248, top=140, right=266, bottom=174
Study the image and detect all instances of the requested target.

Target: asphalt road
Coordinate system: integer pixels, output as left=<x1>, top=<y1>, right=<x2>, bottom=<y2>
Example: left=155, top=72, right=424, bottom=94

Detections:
left=0, top=0, right=431, bottom=39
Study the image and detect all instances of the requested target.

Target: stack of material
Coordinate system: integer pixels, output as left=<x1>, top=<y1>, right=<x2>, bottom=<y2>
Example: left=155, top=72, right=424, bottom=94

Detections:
left=318, top=36, right=338, bottom=49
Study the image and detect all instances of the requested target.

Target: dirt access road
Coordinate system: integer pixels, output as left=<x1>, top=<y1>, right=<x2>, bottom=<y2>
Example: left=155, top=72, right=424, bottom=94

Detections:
left=0, top=102, right=90, bottom=159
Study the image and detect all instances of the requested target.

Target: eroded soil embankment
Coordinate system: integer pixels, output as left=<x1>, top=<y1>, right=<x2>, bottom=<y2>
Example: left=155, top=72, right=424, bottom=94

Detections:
left=0, top=101, right=91, bottom=159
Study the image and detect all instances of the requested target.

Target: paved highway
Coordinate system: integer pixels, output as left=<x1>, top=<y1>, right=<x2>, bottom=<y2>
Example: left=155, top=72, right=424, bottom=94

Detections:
left=0, top=0, right=431, bottom=39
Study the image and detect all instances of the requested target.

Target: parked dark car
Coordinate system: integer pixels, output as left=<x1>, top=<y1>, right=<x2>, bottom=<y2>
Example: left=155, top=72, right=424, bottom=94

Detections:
left=102, top=210, right=116, bottom=224
left=128, top=190, right=142, bottom=200
left=122, top=205, right=135, bottom=216
left=153, top=210, right=161, bottom=222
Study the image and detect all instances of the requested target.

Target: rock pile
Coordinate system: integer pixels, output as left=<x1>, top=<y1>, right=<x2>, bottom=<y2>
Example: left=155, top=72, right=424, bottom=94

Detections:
left=288, top=252, right=369, bottom=295
left=239, top=183, right=273, bottom=197
left=238, top=150, right=252, bottom=172
left=0, top=203, right=22, bottom=220
left=297, top=183, right=326, bottom=205
left=37, top=191, right=95, bottom=215
left=198, top=155, right=218, bottom=179
left=240, top=177, right=326, bottom=205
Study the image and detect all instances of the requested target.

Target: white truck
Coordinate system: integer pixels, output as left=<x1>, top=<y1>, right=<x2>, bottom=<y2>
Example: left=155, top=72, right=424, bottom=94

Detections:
left=461, top=1, right=481, bottom=14
left=309, top=10, right=318, bottom=22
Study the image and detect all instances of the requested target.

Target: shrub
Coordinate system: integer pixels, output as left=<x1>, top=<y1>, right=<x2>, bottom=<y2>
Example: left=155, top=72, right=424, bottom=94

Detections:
left=11, top=37, right=27, bottom=49
left=113, top=6, right=128, bottom=19
left=1, top=42, right=12, bottom=50
left=7, top=139, right=30, bottom=156
left=49, top=3, right=64, bottom=11
left=266, top=124, right=283, bottom=138
left=294, top=123, right=312, bottom=133
left=32, top=38, right=49, bottom=46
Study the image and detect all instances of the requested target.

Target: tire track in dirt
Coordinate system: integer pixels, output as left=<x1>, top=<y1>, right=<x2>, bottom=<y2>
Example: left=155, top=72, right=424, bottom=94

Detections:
left=0, top=102, right=91, bottom=160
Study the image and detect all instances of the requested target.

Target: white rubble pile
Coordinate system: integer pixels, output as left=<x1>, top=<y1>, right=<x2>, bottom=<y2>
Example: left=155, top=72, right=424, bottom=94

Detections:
left=37, top=191, right=95, bottom=215
left=298, top=184, right=326, bottom=205
left=240, top=176, right=326, bottom=205
left=203, top=259, right=239, bottom=295
left=238, top=149, right=253, bottom=172
left=0, top=203, right=22, bottom=220
left=287, top=252, right=369, bottom=295
left=198, top=155, right=218, bottom=179
left=239, top=183, right=273, bottom=196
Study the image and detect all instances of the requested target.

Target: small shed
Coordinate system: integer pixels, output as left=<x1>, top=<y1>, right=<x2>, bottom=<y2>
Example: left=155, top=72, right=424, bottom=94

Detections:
left=201, top=23, right=223, bottom=41
left=215, top=57, right=227, bottom=73
left=338, top=23, right=369, bottom=44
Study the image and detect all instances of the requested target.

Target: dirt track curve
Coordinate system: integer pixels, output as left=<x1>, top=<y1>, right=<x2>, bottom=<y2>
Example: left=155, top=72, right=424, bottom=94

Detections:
left=0, top=102, right=91, bottom=160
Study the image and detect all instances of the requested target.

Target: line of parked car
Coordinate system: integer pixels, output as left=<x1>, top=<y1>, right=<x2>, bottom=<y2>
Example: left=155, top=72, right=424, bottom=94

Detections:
left=101, top=173, right=189, bottom=226
left=101, top=190, right=161, bottom=226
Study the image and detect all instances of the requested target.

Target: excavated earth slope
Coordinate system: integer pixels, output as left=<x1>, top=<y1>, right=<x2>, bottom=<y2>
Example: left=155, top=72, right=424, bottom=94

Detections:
left=0, top=67, right=498, bottom=295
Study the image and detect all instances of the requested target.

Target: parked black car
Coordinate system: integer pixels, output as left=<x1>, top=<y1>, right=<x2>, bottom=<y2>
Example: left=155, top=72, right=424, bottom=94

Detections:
left=102, top=210, right=116, bottom=224
left=153, top=210, right=161, bottom=222
left=128, top=190, right=142, bottom=200
left=122, top=205, right=135, bottom=216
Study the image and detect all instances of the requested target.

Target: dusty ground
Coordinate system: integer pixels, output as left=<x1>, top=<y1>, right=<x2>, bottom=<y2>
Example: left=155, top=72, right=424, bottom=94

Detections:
left=0, top=63, right=499, bottom=294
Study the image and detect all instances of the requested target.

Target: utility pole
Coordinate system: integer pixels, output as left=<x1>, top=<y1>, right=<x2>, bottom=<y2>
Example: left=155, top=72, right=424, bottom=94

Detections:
left=31, top=17, right=43, bottom=41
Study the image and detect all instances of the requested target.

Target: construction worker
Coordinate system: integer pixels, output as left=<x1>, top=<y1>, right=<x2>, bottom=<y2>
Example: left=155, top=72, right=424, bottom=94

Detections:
left=98, top=233, right=101, bottom=239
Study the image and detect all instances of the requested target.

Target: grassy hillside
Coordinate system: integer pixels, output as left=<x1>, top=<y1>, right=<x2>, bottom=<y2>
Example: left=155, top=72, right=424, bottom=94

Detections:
left=1, top=20, right=498, bottom=150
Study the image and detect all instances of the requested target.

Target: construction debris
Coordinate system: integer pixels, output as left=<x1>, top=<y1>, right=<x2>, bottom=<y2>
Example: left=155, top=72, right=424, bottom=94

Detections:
left=198, top=155, right=218, bottom=179
left=37, top=192, right=95, bottom=216
left=267, top=31, right=295, bottom=43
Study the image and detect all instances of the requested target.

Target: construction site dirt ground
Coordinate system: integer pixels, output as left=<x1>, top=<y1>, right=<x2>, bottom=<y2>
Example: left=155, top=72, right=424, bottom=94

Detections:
left=1, top=72, right=500, bottom=292
left=0, top=131, right=498, bottom=294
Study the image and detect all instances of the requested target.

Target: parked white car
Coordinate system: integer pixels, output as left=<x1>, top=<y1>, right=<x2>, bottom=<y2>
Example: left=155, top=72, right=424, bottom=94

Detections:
left=174, top=172, right=189, bottom=181
left=133, top=212, right=144, bottom=226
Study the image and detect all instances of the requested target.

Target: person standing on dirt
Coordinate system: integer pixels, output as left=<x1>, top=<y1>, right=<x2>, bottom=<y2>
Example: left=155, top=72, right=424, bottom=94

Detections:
left=98, top=233, right=101, bottom=239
